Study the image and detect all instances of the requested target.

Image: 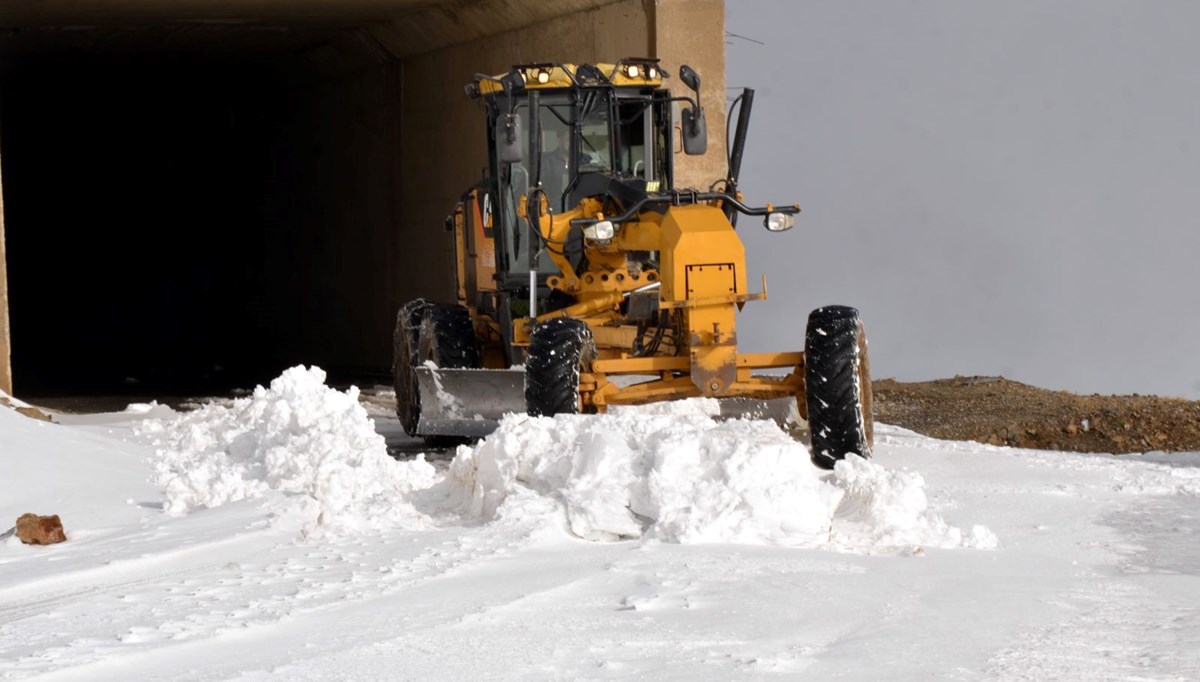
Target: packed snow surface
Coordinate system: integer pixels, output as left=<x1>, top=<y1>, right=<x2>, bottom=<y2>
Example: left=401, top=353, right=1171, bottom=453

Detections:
left=2, top=370, right=1199, bottom=680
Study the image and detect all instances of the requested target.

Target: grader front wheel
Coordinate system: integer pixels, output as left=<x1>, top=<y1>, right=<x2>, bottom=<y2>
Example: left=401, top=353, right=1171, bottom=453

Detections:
left=804, top=305, right=874, bottom=469
left=525, top=318, right=597, bottom=417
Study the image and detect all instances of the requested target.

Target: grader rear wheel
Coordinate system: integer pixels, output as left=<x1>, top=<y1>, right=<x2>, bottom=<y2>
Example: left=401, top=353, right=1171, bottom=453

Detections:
left=804, top=305, right=874, bottom=469
left=393, top=299, right=432, bottom=436
left=393, top=301, right=482, bottom=438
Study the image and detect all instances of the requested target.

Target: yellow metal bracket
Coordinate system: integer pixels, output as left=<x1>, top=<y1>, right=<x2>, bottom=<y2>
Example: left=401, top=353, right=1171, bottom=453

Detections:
left=660, top=274, right=769, bottom=310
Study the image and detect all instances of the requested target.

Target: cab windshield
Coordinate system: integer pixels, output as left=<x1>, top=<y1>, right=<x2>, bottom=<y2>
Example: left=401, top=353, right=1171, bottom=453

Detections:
left=495, top=89, right=668, bottom=275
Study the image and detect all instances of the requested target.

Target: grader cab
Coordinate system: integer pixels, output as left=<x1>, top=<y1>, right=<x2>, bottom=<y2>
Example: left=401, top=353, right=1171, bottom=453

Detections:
left=393, top=59, right=872, bottom=468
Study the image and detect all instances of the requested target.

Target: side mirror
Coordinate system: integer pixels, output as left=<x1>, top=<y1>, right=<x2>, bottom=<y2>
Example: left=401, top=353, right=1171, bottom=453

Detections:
left=682, top=106, right=707, bottom=155
left=678, top=64, right=706, bottom=155
left=496, top=113, right=524, bottom=164
left=679, top=64, right=701, bottom=93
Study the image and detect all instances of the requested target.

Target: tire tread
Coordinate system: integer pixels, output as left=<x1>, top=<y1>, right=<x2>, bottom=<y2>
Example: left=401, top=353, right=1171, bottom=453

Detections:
left=525, top=318, right=595, bottom=417
left=805, top=305, right=873, bottom=468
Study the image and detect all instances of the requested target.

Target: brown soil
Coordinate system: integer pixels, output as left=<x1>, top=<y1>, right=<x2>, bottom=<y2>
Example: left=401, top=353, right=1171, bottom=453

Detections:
left=873, top=376, right=1200, bottom=454
left=0, top=396, right=53, bottom=422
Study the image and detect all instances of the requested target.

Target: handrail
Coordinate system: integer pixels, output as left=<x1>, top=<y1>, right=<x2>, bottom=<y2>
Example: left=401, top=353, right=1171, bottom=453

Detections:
left=569, top=191, right=800, bottom=229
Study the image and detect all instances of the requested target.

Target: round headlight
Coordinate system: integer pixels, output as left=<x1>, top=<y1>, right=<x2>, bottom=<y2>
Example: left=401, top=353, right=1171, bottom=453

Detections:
left=583, top=220, right=616, bottom=241
left=647, top=66, right=658, bottom=79
left=626, top=64, right=640, bottom=79
left=764, top=212, right=796, bottom=232
left=537, top=69, right=550, bottom=84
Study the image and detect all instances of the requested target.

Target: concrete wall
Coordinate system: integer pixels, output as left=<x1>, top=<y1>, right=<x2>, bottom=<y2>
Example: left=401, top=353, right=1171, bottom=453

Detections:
left=253, top=57, right=405, bottom=376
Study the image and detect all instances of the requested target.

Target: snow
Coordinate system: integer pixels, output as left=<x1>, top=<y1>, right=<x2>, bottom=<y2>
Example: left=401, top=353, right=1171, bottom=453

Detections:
left=136, top=366, right=435, bottom=532
left=2, top=371, right=1199, bottom=679
left=448, top=407, right=991, bottom=551
left=421, top=360, right=468, bottom=421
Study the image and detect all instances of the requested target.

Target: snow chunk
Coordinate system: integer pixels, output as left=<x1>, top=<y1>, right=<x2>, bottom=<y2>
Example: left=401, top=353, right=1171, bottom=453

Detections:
left=447, top=401, right=993, bottom=552
left=124, top=401, right=168, bottom=415
left=831, top=454, right=998, bottom=551
left=139, top=366, right=435, bottom=530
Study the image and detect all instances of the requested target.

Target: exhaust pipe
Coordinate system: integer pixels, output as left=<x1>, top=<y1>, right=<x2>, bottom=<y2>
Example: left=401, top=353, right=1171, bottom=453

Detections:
left=724, top=88, right=755, bottom=227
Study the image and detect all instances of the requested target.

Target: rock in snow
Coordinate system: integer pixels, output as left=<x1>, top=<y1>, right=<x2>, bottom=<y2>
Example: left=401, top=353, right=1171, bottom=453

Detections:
left=14, top=513, right=66, bottom=545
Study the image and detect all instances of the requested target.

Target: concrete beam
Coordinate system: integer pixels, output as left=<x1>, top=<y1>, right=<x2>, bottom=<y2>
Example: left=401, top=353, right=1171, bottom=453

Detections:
left=653, top=0, right=727, bottom=191
left=0, top=144, right=10, bottom=396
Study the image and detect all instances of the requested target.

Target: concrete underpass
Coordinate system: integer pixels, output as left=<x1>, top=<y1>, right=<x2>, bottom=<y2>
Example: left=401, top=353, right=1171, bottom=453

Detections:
left=0, top=0, right=725, bottom=399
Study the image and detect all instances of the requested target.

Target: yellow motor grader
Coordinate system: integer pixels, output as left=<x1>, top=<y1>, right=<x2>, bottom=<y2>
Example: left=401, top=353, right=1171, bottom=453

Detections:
left=393, top=59, right=872, bottom=468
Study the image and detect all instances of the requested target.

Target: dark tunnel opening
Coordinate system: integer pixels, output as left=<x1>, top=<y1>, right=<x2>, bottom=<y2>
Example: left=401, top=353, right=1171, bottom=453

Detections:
left=1, top=28, right=404, bottom=398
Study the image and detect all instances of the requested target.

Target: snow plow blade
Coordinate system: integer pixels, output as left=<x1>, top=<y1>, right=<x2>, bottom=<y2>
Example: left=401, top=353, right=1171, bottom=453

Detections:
left=716, top=396, right=797, bottom=429
left=414, top=365, right=797, bottom=439
left=414, top=367, right=526, bottom=438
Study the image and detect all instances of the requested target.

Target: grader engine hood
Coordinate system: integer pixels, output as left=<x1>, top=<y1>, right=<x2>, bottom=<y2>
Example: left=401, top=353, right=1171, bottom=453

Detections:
left=659, top=204, right=750, bottom=395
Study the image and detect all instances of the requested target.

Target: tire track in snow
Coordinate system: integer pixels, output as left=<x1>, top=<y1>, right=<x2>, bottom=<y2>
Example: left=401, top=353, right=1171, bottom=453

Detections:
left=0, top=504, right=555, bottom=681
left=0, top=529, right=286, bottom=628
left=986, top=493, right=1200, bottom=681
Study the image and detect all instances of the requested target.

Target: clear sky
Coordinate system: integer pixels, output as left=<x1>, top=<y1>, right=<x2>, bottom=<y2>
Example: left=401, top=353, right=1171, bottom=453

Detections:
left=726, top=0, right=1200, bottom=399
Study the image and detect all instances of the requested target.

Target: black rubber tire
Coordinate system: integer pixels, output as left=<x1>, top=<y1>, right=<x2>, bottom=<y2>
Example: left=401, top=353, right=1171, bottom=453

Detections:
left=525, top=318, right=596, bottom=417
left=416, top=304, right=482, bottom=372
left=393, top=301, right=482, bottom=437
left=393, top=299, right=432, bottom=436
left=804, top=305, right=874, bottom=469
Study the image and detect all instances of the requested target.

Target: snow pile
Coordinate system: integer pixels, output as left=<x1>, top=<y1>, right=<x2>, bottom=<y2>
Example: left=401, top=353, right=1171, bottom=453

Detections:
left=448, top=401, right=995, bottom=552
left=831, top=454, right=998, bottom=551
left=139, top=366, right=436, bottom=529
left=136, top=366, right=992, bottom=550
left=124, top=401, right=167, bottom=415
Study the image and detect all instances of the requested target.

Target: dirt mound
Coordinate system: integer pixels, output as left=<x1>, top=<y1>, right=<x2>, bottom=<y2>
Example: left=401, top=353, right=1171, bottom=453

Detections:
left=873, top=376, right=1200, bottom=454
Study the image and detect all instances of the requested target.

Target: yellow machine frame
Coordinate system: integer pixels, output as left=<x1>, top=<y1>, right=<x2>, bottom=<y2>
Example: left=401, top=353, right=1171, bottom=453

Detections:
left=451, top=180, right=806, bottom=416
